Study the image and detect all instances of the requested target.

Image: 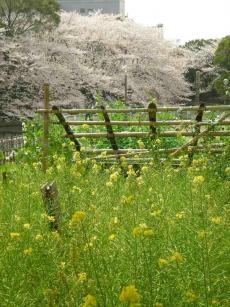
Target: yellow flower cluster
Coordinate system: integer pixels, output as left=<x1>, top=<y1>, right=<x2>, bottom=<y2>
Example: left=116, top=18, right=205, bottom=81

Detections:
left=10, top=232, right=20, bottom=239
left=82, top=294, right=97, bottom=307
left=132, top=224, right=154, bottom=238
left=23, top=247, right=33, bottom=255
left=192, top=175, right=204, bottom=185
left=119, top=285, right=140, bottom=304
left=185, top=290, right=197, bottom=302
left=209, top=216, right=222, bottom=225
left=78, top=272, right=87, bottom=282
left=170, top=251, right=183, bottom=263
left=158, top=258, right=168, bottom=267
left=121, top=195, right=135, bottom=205
left=137, top=140, right=145, bottom=149
left=69, top=211, right=86, bottom=228
left=108, top=234, right=116, bottom=241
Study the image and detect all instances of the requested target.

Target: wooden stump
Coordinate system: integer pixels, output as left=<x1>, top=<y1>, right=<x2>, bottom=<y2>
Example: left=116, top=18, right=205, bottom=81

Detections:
left=41, top=181, right=61, bottom=231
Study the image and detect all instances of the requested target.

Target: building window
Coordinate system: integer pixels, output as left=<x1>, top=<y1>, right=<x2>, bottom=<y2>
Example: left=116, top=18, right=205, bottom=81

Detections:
left=80, top=8, right=86, bottom=14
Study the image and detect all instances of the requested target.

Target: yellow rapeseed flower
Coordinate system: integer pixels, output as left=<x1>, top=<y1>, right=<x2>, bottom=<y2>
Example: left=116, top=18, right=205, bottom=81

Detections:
left=23, top=247, right=33, bottom=255
left=132, top=227, right=142, bottom=237
left=119, top=285, right=140, bottom=304
left=82, top=294, right=97, bottom=307
left=197, top=230, right=206, bottom=240
left=35, top=234, right=44, bottom=241
left=121, top=195, right=135, bottom=205
left=185, top=290, right=197, bottom=302
left=170, top=251, right=183, bottom=263
left=153, top=303, right=163, bottom=307
left=110, top=171, right=119, bottom=182
left=143, top=229, right=154, bottom=237
left=150, top=209, right=162, bottom=217
left=158, top=258, right=168, bottom=267
left=137, top=140, right=145, bottom=149
left=136, top=176, right=144, bottom=186
left=175, top=211, right=186, bottom=219
left=141, top=166, right=148, bottom=173
left=82, top=124, right=89, bottom=130
left=211, top=299, right=221, bottom=305
left=69, top=211, right=86, bottom=227
left=23, top=223, right=31, bottom=229
left=209, top=216, right=222, bottom=225
left=192, top=175, right=204, bottom=185
left=50, top=231, right=60, bottom=240
left=108, top=234, right=116, bottom=241
left=106, top=181, right=113, bottom=187
left=155, top=138, right=161, bottom=145
left=78, top=272, right=87, bottom=282
left=10, top=232, right=20, bottom=239
left=47, top=215, right=55, bottom=222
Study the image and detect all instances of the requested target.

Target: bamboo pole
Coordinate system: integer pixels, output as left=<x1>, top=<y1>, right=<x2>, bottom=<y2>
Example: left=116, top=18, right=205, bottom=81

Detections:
left=171, top=111, right=230, bottom=157
left=101, top=105, right=120, bottom=161
left=42, top=84, right=49, bottom=173
left=83, top=143, right=225, bottom=154
left=52, top=120, right=230, bottom=127
left=52, top=106, right=81, bottom=151
left=37, top=105, right=230, bottom=115
left=84, top=148, right=149, bottom=154
left=66, top=130, right=230, bottom=139
left=94, top=144, right=225, bottom=159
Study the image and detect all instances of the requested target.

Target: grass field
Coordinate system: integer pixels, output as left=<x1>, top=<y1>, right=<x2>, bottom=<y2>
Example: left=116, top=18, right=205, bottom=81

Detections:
left=0, top=153, right=229, bottom=306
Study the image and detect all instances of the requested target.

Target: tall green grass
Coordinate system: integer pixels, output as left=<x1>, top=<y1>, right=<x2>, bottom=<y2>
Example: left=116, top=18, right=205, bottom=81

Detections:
left=0, top=154, right=229, bottom=306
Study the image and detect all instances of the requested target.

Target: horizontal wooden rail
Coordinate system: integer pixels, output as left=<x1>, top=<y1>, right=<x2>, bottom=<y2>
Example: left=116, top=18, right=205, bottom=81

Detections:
left=53, top=120, right=230, bottom=127
left=37, top=105, right=230, bottom=115
left=93, top=147, right=224, bottom=162
left=83, top=148, right=149, bottom=154
left=94, top=144, right=226, bottom=159
left=66, top=131, right=230, bottom=139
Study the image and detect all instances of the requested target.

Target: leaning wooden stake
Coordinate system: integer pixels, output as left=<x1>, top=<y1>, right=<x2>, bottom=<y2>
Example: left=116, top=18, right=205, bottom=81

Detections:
left=101, top=105, right=120, bottom=160
left=188, top=103, right=205, bottom=163
left=52, top=106, right=81, bottom=151
left=42, top=84, right=50, bottom=173
left=41, top=181, right=61, bottom=231
left=171, top=111, right=230, bottom=157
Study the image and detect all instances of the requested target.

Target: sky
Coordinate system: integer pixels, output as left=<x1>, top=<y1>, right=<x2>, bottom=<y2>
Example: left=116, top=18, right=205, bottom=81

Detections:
left=126, top=0, right=230, bottom=43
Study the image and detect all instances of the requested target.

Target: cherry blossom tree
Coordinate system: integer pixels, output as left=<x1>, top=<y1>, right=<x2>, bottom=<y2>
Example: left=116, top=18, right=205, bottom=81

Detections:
left=0, top=13, right=218, bottom=118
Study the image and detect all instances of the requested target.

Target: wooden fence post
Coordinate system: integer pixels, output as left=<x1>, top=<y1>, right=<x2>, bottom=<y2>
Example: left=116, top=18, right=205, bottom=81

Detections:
left=148, top=102, right=157, bottom=138
left=41, top=181, right=61, bottom=231
left=42, top=84, right=50, bottom=173
left=2, top=171, right=7, bottom=184
left=188, top=103, right=205, bottom=163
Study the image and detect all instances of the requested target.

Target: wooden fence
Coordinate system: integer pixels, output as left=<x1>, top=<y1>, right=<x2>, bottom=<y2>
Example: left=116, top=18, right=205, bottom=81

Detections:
left=0, top=136, right=24, bottom=162
left=37, top=85, right=230, bottom=172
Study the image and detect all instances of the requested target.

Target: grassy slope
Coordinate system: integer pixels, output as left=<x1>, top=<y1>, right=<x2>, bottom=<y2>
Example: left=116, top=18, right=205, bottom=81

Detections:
left=0, top=158, right=229, bottom=306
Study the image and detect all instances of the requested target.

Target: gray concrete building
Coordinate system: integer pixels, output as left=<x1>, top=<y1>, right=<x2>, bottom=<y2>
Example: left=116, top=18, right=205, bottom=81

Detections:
left=59, top=0, right=125, bottom=16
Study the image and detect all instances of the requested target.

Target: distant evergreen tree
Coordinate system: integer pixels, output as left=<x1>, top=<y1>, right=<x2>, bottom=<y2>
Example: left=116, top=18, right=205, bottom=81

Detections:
left=0, top=0, right=60, bottom=36
left=213, top=36, right=230, bottom=97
